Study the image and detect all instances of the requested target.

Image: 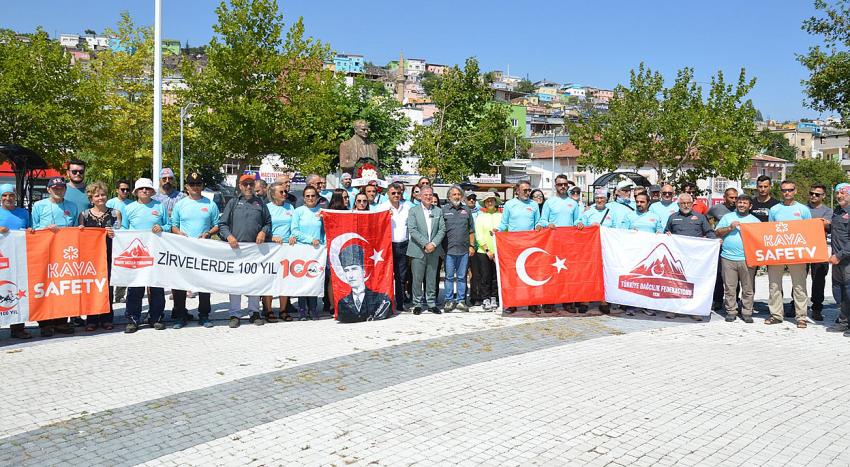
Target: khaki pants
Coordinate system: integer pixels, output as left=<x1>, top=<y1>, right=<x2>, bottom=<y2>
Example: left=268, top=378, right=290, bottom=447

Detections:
left=721, top=258, right=755, bottom=317
left=767, top=264, right=808, bottom=321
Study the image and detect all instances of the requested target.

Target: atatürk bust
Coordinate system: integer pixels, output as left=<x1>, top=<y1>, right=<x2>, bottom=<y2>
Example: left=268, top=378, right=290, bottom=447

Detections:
left=339, top=119, right=379, bottom=175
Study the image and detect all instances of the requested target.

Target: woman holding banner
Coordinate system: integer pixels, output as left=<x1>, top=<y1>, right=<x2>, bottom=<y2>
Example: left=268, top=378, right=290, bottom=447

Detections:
left=78, top=182, right=120, bottom=331
left=265, top=182, right=295, bottom=322
left=290, top=185, right=326, bottom=321
left=0, top=184, right=32, bottom=339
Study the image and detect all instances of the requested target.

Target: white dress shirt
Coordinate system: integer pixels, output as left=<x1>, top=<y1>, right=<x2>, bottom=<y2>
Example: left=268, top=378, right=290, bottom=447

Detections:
left=422, top=205, right=434, bottom=243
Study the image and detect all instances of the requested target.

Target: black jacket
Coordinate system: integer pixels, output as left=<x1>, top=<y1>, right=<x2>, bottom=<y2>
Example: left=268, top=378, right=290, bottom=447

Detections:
left=337, top=288, right=393, bottom=323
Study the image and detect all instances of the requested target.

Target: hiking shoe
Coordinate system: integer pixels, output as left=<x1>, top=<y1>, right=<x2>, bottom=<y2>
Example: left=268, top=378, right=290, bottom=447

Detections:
left=443, top=302, right=455, bottom=313
left=811, top=310, right=824, bottom=322
left=725, top=315, right=736, bottom=322
left=172, top=321, right=186, bottom=330
left=455, top=302, right=469, bottom=312
left=642, top=309, right=656, bottom=316
left=153, top=322, right=166, bottom=330
left=229, top=317, right=240, bottom=328
left=250, top=312, right=265, bottom=326
left=200, top=319, right=214, bottom=328
left=124, top=323, right=138, bottom=334
left=828, top=322, right=849, bottom=332
left=742, top=316, right=754, bottom=323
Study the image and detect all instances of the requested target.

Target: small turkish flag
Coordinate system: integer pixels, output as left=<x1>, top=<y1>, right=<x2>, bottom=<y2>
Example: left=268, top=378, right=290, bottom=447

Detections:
left=495, top=226, right=604, bottom=308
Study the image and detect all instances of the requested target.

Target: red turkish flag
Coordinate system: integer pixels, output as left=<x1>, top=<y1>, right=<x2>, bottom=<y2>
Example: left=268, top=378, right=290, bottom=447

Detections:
left=323, top=210, right=395, bottom=322
left=495, top=226, right=604, bottom=308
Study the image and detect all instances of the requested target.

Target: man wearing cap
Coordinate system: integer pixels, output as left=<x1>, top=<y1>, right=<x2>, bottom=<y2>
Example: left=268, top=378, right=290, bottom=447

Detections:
left=648, top=185, right=661, bottom=204
left=336, top=244, right=393, bottom=322
left=715, top=194, right=760, bottom=323
left=465, top=192, right=480, bottom=219
left=576, top=188, right=623, bottom=314
left=407, top=185, right=445, bottom=315
left=219, top=173, right=272, bottom=327
left=614, top=179, right=637, bottom=211
left=170, top=173, right=220, bottom=329
left=806, top=183, right=833, bottom=322
left=31, top=177, right=80, bottom=336
left=340, top=173, right=358, bottom=208
left=663, top=193, right=716, bottom=321
left=828, top=183, right=850, bottom=337
left=63, top=159, right=91, bottom=213
left=122, top=178, right=171, bottom=333
left=765, top=180, right=812, bottom=328
left=153, top=168, right=186, bottom=219
left=0, top=184, right=32, bottom=339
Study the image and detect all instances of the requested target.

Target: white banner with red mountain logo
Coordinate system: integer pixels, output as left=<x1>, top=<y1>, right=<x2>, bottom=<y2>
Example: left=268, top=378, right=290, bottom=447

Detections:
left=111, top=231, right=326, bottom=297
left=600, top=227, right=720, bottom=316
left=0, top=231, right=29, bottom=326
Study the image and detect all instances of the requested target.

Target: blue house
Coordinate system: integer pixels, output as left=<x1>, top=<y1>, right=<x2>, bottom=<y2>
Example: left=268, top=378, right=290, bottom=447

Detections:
left=333, top=54, right=365, bottom=74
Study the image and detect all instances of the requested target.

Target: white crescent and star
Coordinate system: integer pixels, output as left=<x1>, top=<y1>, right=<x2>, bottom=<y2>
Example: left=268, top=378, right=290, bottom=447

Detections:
left=515, top=247, right=568, bottom=287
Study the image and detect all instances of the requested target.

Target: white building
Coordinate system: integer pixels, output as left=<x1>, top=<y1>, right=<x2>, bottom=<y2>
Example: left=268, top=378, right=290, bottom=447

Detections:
left=406, top=58, right=426, bottom=77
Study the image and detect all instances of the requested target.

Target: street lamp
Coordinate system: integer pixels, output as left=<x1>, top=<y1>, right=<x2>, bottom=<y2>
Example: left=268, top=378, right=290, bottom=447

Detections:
left=179, top=102, right=199, bottom=191
left=152, top=0, right=163, bottom=181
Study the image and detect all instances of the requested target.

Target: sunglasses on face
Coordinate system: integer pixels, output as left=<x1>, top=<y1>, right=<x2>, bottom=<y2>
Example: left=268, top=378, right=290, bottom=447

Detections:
left=240, top=182, right=253, bottom=187
left=521, top=188, right=532, bottom=193
left=118, top=188, right=130, bottom=192
left=70, top=170, right=84, bottom=175
left=661, top=191, right=674, bottom=195
left=780, top=188, right=795, bottom=193
left=556, top=183, right=569, bottom=187
left=810, top=192, right=824, bottom=197
left=356, top=199, right=368, bottom=203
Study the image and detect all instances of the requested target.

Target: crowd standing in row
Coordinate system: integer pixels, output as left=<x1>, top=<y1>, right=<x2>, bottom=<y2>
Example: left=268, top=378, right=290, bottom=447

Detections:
left=2, top=161, right=849, bottom=339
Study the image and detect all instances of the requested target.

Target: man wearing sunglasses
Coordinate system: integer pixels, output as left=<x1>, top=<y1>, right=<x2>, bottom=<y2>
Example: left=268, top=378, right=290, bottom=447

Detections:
left=106, top=179, right=133, bottom=304
left=64, top=159, right=92, bottom=213
left=153, top=168, right=186, bottom=219
left=649, top=183, right=679, bottom=226
left=765, top=180, right=812, bottom=328
left=806, top=183, right=832, bottom=322
left=497, top=180, right=540, bottom=313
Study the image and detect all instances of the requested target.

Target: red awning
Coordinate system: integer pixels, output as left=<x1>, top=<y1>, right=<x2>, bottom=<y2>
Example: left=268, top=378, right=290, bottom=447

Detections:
left=0, top=161, right=62, bottom=178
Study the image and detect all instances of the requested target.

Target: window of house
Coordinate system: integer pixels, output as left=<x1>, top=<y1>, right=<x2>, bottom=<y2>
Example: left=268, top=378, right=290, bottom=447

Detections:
left=802, top=151, right=806, bottom=158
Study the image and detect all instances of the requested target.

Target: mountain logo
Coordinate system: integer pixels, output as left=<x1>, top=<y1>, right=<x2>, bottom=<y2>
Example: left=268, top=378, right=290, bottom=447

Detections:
left=114, top=238, right=154, bottom=269
left=618, top=243, right=693, bottom=299
left=0, top=251, right=9, bottom=270
left=0, top=280, right=24, bottom=312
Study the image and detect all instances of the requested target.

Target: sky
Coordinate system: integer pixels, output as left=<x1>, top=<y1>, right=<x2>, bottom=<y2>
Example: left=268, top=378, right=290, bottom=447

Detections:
left=4, top=0, right=827, bottom=121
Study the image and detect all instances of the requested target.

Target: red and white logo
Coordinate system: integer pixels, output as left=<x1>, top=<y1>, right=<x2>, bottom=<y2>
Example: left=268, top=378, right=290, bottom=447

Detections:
left=0, top=280, right=25, bottom=312
left=114, top=238, right=154, bottom=269
left=200, top=207, right=209, bottom=213
left=515, top=247, right=567, bottom=286
left=151, top=210, right=160, bottom=216
left=618, top=243, right=694, bottom=299
left=0, top=251, right=9, bottom=270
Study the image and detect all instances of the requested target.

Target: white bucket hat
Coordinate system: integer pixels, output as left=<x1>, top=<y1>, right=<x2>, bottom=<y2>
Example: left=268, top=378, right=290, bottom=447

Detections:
left=133, top=178, right=156, bottom=194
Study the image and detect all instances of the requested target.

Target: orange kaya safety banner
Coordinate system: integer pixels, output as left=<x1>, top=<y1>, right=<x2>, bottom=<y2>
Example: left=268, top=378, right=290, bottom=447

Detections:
left=26, top=228, right=110, bottom=321
left=740, top=219, right=829, bottom=267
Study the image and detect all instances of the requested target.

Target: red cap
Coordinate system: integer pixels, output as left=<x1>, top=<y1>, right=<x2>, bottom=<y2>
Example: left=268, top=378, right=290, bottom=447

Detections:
left=239, top=174, right=256, bottom=184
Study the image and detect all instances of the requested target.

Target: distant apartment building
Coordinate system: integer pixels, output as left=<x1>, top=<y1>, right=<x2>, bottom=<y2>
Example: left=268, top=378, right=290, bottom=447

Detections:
left=775, top=127, right=815, bottom=159
left=406, top=58, right=426, bottom=76
left=162, top=39, right=181, bottom=56
left=426, top=63, right=448, bottom=75
left=587, top=87, right=614, bottom=104
left=561, top=84, right=586, bottom=99
left=333, top=54, right=364, bottom=74
left=59, top=33, right=110, bottom=50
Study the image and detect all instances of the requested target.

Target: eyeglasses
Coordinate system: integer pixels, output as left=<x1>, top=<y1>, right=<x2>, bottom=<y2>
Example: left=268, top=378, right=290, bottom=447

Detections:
left=521, top=188, right=532, bottom=193
left=661, top=191, right=674, bottom=195
left=356, top=199, right=368, bottom=203
left=780, top=188, right=795, bottom=193
left=118, top=188, right=130, bottom=192
left=70, top=170, right=85, bottom=175
left=532, top=195, right=544, bottom=199
left=809, top=192, right=824, bottom=197
left=240, top=182, right=253, bottom=186
left=555, top=182, right=569, bottom=187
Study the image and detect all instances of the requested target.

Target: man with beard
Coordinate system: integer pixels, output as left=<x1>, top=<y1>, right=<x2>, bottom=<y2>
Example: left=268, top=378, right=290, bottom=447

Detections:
left=664, top=193, right=716, bottom=321
left=441, top=185, right=475, bottom=312
left=806, top=183, right=833, bottom=321
left=715, top=194, right=760, bottom=323
left=538, top=174, right=582, bottom=312
left=707, top=188, right=740, bottom=310
left=63, top=159, right=91, bottom=213
left=152, top=168, right=186, bottom=218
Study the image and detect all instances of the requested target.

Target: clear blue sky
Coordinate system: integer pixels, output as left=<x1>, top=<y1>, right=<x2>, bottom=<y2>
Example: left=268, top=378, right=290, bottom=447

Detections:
left=5, top=0, right=824, bottom=121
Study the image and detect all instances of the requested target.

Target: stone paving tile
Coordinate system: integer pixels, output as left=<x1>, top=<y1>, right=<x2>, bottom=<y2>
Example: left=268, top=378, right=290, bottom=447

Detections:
left=138, top=318, right=850, bottom=466
left=0, top=317, right=635, bottom=466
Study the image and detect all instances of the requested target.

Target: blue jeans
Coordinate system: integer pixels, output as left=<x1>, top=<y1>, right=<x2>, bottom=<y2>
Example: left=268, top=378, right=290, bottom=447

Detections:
left=298, top=297, right=318, bottom=320
left=126, top=287, right=165, bottom=325
left=443, top=253, right=469, bottom=303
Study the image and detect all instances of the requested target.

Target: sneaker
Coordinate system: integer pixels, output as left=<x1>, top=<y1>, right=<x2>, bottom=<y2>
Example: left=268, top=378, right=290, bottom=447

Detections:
left=482, top=298, right=492, bottom=310
left=598, top=304, right=611, bottom=314
left=10, top=327, right=32, bottom=339
left=690, top=315, right=703, bottom=322
left=642, top=309, right=656, bottom=317
left=827, top=322, right=849, bottom=332
left=124, top=323, right=138, bottom=334
left=665, top=312, right=676, bottom=319
left=544, top=305, right=555, bottom=313
left=172, top=321, right=186, bottom=330
left=811, top=310, right=824, bottom=322
left=577, top=304, right=588, bottom=314
left=490, top=298, right=499, bottom=311
left=250, top=312, right=265, bottom=326
left=200, top=319, right=214, bottom=328
left=844, top=329, right=850, bottom=338
left=725, top=315, right=736, bottom=322
left=455, top=302, right=469, bottom=312
left=153, top=322, right=166, bottom=330
left=298, top=317, right=308, bottom=321
left=624, top=307, right=635, bottom=316
left=742, top=316, right=754, bottom=323
left=443, top=302, right=455, bottom=313
left=412, top=307, right=422, bottom=315
left=229, top=317, right=240, bottom=328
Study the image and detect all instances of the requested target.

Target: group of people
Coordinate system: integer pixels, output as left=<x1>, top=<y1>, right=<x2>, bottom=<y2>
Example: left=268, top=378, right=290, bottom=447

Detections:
left=2, top=160, right=849, bottom=339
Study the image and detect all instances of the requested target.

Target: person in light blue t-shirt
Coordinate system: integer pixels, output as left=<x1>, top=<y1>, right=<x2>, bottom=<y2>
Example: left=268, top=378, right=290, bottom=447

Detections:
left=0, top=184, right=31, bottom=339
left=105, top=179, right=133, bottom=218
left=624, top=193, right=663, bottom=234
left=170, top=173, right=220, bottom=329
left=290, top=186, right=325, bottom=321
left=649, top=183, right=679, bottom=226
left=765, top=181, right=812, bottom=327
left=715, top=194, right=761, bottom=322
left=498, top=181, right=539, bottom=233
left=538, top=175, right=580, bottom=228
left=264, top=181, right=297, bottom=322
left=62, top=159, right=92, bottom=213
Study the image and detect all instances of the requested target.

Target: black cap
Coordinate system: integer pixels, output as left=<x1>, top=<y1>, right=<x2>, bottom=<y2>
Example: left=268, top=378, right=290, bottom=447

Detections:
left=339, top=244, right=365, bottom=269
left=47, top=177, right=66, bottom=188
left=186, top=172, right=203, bottom=185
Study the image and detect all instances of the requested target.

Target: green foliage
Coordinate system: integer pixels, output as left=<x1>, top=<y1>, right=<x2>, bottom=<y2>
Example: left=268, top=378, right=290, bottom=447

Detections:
left=0, top=29, right=103, bottom=169
left=568, top=62, right=759, bottom=185
left=788, top=158, right=848, bottom=203
left=798, top=0, right=850, bottom=125
left=759, top=129, right=797, bottom=161
left=411, top=57, right=520, bottom=182
left=420, top=71, right=442, bottom=97
left=515, top=79, right=535, bottom=94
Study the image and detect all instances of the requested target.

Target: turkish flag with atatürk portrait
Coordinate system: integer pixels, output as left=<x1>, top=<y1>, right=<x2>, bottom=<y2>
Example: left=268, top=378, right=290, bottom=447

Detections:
left=323, top=210, right=394, bottom=323
left=495, top=226, right=604, bottom=308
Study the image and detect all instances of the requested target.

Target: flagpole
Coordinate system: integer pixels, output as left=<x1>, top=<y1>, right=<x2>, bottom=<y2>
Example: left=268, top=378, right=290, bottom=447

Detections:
left=152, top=0, right=163, bottom=180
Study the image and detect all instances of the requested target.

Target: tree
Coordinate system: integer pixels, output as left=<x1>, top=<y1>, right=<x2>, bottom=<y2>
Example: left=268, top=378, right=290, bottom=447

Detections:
left=759, top=129, right=797, bottom=161
left=568, top=63, right=760, bottom=184
left=420, top=71, right=442, bottom=97
left=788, top=158, right=848, bottom=203
left=515, top=79, right=535, bottom=94
left=411, top=57, right=521, bottom=182
left=183, top=0, right=336, bottom=174
left=798, top=0, right=850, bottom=125
left=0, top=29, right=103, bottom=169
left=755, top=108, right=764, bottom=121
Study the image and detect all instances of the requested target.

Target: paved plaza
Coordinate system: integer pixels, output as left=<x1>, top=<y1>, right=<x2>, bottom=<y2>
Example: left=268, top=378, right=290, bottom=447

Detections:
left=1, top=274, right=850, bottom=466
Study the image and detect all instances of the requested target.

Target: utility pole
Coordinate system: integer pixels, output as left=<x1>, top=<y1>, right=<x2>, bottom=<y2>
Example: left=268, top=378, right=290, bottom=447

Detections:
left=152, top=0, right=163, bottom=179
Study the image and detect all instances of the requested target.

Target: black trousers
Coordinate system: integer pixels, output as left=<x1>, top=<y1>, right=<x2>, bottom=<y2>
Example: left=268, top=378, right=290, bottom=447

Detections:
left=471, top=253, right=497, bottom=301
left=392, top=241, right=409, bottom=311
left=172, top=290, right=211, bottom=321
left=809, top=262, right=829, bottom=311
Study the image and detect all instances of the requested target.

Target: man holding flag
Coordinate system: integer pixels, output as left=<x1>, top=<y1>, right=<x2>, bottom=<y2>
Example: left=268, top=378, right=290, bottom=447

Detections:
left=497, top=180, right=540, bottom=313
left=538, top=174, right=581, bottom=312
